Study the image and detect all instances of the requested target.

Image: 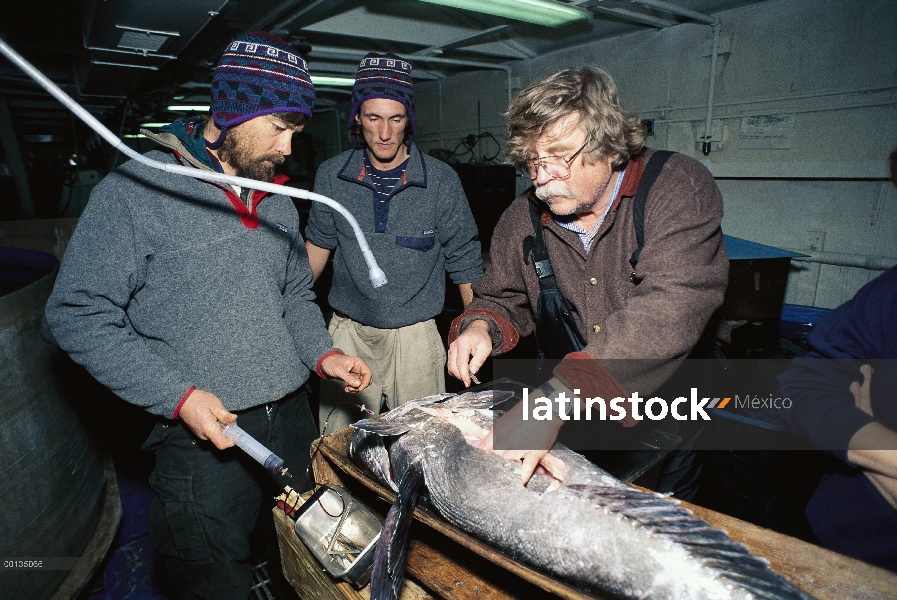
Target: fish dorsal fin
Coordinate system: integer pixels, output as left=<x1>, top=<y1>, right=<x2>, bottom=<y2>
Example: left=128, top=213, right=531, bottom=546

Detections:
left=351, top=419, right=411, bottom=436
left=564, top=485, right=813, bottom=600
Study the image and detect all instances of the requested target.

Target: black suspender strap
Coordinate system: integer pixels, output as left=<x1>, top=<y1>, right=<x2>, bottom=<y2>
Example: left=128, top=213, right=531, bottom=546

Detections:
left=526, top=199, right=587, bottom=358
left=527, top=199, right=555, bottom=281
left=629, top=150, right=674, bottom=282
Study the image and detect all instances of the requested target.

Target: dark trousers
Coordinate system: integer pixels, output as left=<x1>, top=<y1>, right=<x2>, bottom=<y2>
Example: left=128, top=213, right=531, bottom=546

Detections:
left=143, top=387, right=317, bottom=600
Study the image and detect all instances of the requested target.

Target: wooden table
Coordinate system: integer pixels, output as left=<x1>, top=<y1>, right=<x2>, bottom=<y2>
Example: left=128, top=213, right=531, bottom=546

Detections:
left=274, top=429, right=897, bottom=600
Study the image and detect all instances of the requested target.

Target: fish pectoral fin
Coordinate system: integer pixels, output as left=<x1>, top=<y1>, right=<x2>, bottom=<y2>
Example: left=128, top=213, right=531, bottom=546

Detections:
left=370, top=457, right=424, bottom=600
left=350, top=419, right=410, bottom=436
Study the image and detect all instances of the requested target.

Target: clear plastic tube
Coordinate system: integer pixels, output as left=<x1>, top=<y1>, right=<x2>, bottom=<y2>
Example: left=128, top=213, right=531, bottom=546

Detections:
left=0, top=38, right=387, bottom=288
left=221, top=422, right=285, bottom=474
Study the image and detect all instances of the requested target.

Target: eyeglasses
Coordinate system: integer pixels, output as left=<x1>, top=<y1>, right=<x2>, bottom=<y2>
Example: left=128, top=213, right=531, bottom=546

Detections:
left=518, top=136, right=592, bottom=180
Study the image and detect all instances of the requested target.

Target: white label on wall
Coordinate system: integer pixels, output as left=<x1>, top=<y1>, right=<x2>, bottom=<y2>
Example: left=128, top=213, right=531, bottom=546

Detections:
left=739, top=114, right=795, bottom=149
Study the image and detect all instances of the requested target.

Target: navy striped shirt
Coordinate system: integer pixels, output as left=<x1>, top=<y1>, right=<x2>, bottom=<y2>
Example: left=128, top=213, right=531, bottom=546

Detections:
left=366, top=152, right=409, bottom=233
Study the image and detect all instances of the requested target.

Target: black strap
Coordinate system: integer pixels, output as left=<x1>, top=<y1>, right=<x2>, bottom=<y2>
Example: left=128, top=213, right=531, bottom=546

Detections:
left=527, top=200, right=557, bottom=284
left=526, top=199, right=587, bottom=359
left=629, top=150, right=674, bottom=279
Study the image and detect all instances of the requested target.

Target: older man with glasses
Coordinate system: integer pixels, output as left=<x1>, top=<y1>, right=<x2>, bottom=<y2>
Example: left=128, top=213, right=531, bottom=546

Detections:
left=447, top=66, right=729, bottom=501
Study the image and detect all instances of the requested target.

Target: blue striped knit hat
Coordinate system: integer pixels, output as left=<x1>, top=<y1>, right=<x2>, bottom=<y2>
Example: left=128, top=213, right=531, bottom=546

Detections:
left=207, top=31, right=315, bottom=149
left=349, top=52, right=416, bottom=149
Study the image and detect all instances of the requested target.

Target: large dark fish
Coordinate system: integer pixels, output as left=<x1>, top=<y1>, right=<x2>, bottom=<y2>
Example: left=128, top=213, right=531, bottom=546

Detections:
left=349, top=390, right=815, bottom=600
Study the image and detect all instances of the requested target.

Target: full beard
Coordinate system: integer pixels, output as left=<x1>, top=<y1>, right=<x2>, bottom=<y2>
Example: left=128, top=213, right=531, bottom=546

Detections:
left=217, top=133, right=285, bottom=183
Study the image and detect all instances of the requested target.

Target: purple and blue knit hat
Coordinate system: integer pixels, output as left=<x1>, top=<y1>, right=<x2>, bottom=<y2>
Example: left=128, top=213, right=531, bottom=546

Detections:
left=207, top=31, right=315, bottom=149
left=349, top=52, right=416, bottom=149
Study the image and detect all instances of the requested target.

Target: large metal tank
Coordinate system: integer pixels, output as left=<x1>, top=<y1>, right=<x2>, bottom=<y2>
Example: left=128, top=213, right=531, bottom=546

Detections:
left=0, top=220, right=121, bottom=599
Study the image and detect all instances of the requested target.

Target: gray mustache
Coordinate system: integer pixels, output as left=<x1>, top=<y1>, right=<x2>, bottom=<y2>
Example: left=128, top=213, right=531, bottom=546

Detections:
left=535, top=182, right=574, bottom=201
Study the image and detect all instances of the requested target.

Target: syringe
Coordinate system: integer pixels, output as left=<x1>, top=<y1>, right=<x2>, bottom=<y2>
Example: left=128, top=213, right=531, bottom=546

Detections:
left=221, top=422, right=291, bottom=477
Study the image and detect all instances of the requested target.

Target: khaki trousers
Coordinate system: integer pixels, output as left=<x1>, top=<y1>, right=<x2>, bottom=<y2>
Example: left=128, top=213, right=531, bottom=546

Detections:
left=318, top=315, right=446, bottom=434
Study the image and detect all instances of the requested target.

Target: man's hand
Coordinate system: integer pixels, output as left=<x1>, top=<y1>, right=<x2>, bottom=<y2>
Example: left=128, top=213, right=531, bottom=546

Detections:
left=447, top=319, right=492, bottom=387
left=178, top=389, right=237, bottom=450
left=850, top=364, right=874, bottom=416
left=321, top=354, right=373, bottom=393
left=479, top=399, right=567, bottom=486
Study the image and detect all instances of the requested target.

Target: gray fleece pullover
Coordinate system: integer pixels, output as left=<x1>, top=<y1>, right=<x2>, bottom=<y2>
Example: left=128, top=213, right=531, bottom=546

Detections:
left=306, top=145, right=482, bottom=328
left=45, top=149, right=336, bottom=418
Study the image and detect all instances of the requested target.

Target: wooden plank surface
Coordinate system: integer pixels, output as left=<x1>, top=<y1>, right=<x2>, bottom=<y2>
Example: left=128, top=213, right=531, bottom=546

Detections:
left=309, top=428, right=897, bottom=600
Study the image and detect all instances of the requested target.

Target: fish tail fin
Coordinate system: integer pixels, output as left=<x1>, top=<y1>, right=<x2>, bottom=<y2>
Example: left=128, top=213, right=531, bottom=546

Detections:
left=370, top=456, right=424, bottom=600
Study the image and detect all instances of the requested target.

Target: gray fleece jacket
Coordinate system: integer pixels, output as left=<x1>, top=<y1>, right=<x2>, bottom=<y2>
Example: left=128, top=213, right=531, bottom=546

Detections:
left=45, top=149, right=336, bottom=418
left=305, top=145, right=482, bottom=328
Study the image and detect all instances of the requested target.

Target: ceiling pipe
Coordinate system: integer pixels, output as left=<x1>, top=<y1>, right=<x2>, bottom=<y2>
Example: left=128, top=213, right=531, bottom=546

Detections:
left=630, top=0, right=717, bottom=25
left=585, top=3, right=675, bottom=29
left=701, top=19, right=721, bottom=155
left=310, top=45, right=515, bottom=106
left=791, top=251, right=897, bottom=272
left=271, top=0, right=352, bottom=32
left=412, top=25, right=512, bottom=57
left=627, top=0, right=721, bottom=155
left=245, top=0, right=305, bottom=33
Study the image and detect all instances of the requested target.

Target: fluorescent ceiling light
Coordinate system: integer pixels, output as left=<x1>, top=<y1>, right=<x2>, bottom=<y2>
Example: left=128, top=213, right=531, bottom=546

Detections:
left=311, top=75, right=355, bottom=87
left=123, top=134, right=147, bottom=139
left=166, top=105, right=210, bottom=111
left=418, top=0, right=589, bottom=26
left=140, top=122, right=170, bottom=128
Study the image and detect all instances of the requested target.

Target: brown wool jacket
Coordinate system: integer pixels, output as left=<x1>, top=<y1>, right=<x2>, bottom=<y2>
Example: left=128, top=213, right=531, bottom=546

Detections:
left=449, top=148, right=729, bottom=396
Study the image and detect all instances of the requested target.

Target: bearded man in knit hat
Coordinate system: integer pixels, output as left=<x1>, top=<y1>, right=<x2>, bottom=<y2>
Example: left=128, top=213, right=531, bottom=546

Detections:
left=305, top=52, right=483, bottom=433
left=46, top=32, right=371, bottom=599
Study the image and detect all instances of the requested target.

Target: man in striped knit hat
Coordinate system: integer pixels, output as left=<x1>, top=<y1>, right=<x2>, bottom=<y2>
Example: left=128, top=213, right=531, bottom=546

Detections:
left=306, top=52, right=483, bottom=433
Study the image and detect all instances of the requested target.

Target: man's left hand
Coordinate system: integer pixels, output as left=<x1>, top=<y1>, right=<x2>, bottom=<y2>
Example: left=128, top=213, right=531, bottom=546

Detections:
left=321, top=354, right=373, bottom=393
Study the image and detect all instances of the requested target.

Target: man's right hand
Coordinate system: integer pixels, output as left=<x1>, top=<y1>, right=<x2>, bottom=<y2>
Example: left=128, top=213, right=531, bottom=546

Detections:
left=178, top=389, right=237, bottom=450
left=447, top=319, right=493, bottom=387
